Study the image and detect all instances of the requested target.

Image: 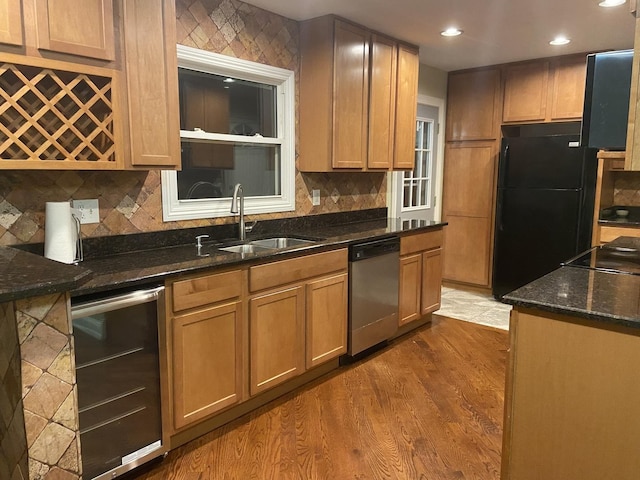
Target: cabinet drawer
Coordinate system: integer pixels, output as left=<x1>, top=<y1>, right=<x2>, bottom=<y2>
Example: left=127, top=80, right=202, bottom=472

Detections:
left=249, top=249, right=348, bottom=292
left=172, top=270, right=242, bottom=312
left=400, top=229, right=443, bottom=256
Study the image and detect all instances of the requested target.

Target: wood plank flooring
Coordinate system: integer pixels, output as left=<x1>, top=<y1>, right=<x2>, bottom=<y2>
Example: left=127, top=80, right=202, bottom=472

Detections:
left=131, top=317, right=508, bottom=480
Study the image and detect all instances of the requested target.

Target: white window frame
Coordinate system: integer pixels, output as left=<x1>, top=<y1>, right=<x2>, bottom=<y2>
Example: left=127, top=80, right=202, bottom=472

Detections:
left=161, top=44, right=296, bottom=222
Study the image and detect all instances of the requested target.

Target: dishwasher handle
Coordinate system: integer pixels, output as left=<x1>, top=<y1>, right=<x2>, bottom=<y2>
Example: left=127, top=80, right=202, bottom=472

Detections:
left=72, top=286, right=164, bottom=319
left=350, top=237, right=400, bottom=262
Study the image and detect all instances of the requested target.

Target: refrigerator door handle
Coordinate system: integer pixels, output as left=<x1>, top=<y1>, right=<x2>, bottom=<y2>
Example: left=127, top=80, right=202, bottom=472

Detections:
left=498, top=143, right=510, bottom=186
left=496, top=188, right=505, bottom=232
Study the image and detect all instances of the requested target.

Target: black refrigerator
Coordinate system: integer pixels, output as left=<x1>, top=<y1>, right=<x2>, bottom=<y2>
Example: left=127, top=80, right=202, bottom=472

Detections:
left=492, top=134, right=597, bottom=299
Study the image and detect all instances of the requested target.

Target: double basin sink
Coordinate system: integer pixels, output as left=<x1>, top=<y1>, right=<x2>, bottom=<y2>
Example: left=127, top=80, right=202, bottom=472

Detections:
left=218, top=237, right=317, bottom=255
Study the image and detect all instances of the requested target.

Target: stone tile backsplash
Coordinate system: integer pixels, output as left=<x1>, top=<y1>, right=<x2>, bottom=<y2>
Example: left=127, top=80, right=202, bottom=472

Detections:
left=0, top=0, right=387, bottom=246
left=613, top=172, right=640, bottom=206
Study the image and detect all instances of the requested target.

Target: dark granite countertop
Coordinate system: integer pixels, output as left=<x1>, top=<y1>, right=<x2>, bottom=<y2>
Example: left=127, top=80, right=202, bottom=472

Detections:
left=73, top=218, right=445, bottom=296
left=0, top=248, right=91, bottom=303
left=0, top=212, right=446, bottom=301
left=503, top=266, right=640, bottom=329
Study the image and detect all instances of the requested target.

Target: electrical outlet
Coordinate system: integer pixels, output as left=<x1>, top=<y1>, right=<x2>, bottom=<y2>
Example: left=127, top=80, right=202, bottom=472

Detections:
left=312, top=189, right=320, bottom=206
left=72, top=199, right=100, bottom=224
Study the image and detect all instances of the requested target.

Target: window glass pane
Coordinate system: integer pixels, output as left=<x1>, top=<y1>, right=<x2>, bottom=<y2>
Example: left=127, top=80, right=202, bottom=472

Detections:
left=415, top=121, right=423, bottom=149
left=421, top=180, right=430, bottom=206
left=423, top=121, right=431, bottom=150
left=421, top=151, right=429, bottom=176
left=178, top=68, right=277, bottom=137
left=410, top=181, right=418, bottom=207
left=178, top=142, right=281, bottom=199
left=403, top=182, right=411, bottom=208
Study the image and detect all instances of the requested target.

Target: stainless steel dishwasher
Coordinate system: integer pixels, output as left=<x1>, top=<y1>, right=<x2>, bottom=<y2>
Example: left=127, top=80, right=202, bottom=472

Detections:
left=71, top=285, right=166, bottom=480
left=348, top=236, right=400, bottom=355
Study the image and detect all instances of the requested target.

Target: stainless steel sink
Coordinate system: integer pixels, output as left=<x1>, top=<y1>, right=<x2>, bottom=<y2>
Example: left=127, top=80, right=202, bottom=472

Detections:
left=249, top=237, right=316, bottom=249
left=219, top=244, right=273, bottom=254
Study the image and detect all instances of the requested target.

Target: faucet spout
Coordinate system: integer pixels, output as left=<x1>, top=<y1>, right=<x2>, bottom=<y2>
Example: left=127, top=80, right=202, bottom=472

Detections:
left=230, top=183, right=246, bottom=240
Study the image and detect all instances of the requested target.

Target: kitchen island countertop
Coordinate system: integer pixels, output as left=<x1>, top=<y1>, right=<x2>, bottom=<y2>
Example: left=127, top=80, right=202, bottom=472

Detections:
left=503, top=265, right=640, bottom=329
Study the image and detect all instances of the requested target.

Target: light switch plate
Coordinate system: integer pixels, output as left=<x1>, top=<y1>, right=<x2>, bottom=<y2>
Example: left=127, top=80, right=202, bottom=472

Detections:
left=72, top=199, right=99, bottom=224
left=312, top=189, right=320, bottom=206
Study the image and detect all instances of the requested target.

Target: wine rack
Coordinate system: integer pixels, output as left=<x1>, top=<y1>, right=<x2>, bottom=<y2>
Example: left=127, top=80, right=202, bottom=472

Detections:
left=0, top=61, right=118, bottom=168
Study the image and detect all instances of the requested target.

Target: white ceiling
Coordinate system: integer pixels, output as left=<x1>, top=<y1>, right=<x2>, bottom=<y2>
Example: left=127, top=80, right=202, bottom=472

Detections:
left=240, top=0, right=636, bottom=71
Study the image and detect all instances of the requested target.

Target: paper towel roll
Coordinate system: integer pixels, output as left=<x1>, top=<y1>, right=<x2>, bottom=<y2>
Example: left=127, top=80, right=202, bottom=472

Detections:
left=44, top=202, right=78, bottom=264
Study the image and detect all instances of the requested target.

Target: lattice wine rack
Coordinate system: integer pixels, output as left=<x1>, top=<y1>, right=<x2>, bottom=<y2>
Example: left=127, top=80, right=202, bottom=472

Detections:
left=0, top=61, right=118, bottom=168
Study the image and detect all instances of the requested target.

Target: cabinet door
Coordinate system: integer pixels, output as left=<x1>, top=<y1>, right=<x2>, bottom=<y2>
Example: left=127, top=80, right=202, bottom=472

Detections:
left=443, top=142, right=496, bottom=218
left=443, top=215, right=492, bottom=286
left=250, top=286, right=305, bottom=395
left=446, top=68, right=501, bottom=141
left=306, top=273, right=348, bottom=368
left=34, top=0, right=115, bottom=60
left=549, top=57, right=587, bottom=121
left=333, top=20, right=369, bottom=169
left=172, top=302, right=242, bottom=430
left=421, top=248, right=443, bottom=315
left=0, top=0, right=22, bottom=46
left=393, top=43, right=419, bottom=169
left=399, top=254, right=422, bottom=326
left=122, top=0, right=180, bottom=168
left=368, top=34, right=397, bottom=170
left=503, top=62, right=549, bottom=123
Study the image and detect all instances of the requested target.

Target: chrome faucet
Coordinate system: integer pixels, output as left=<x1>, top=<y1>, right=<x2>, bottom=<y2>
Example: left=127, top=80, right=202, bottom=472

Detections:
left=230, top=183, right=256, bottom=240
left=230, top=183, right=246, bottom=240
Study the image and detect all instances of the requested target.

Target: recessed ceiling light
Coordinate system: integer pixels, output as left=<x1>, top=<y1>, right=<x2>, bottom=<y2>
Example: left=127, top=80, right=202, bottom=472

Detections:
left=599, top=0, right=626, bottom=7
left=441, top=27, right=463, bottom=37
left=550, top=36, right=571, bottom=46
left=223, top=78, right=235, bottom=83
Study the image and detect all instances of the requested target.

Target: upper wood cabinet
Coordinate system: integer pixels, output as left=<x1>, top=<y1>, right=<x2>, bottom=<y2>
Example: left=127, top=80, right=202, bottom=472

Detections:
left=0, top=0, right=180, bottom=170
left=394, top=43, right=420, bottom=169
left=299, top=15, right=419, bottom=172
left=0, top=0, right=116, bottom=62
left=0, top=0, right=23, bottom=46
left=34, top=0, right=115, bottom=61
left=503, top=61, right=549, bottom=123
left=120, top=0, right=180, bottom=169
left=503, top=55, right=587, bottom=123
left=549, top=56, right=587, bottom=121
left=368, top=34, right=397, bottom=170
left=446, top=68, right=502, bottom=141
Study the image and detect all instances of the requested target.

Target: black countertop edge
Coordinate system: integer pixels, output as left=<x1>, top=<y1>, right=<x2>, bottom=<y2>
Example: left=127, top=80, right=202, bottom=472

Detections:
left=503, top=266, right=640, bottom=329
left=70, top=219, right=447, bottom=297
left=0, top=248, right=92, bottom=303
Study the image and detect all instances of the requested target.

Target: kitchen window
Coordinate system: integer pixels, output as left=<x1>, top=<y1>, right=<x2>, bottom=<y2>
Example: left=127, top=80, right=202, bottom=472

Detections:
left=161, top=45, right=295, bottom=221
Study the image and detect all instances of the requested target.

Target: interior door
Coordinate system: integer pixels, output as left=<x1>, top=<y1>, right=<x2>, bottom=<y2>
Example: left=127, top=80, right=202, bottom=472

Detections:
left=393, top=104, right=439, bottom=220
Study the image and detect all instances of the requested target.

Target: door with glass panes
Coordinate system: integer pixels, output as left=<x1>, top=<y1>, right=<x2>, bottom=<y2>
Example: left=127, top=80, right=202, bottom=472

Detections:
left=393, top=104, right=439, bottom=221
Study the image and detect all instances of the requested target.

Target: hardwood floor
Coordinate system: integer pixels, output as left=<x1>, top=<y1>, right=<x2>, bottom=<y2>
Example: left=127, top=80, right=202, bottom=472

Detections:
left=132, top=317, right=508, bottom=480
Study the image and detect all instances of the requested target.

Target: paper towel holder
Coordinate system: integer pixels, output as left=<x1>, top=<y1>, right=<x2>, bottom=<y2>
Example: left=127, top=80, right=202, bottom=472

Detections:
left=72, top=213, right=83, bottom=264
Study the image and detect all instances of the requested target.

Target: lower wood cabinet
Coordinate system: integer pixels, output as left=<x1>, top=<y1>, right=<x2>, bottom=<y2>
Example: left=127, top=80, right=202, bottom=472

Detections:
left=167, top=268, right=244, bottom=431
left=306, top=273, right=348, bottom=369
left=399, top=229, right=444, bottom=326
left=249, top=286, right=305, bottom=396
left=166, top=248, right=348, bottom=433
left=171, top=301, right=242, bottom=430
left=248, top=249, right=348, bottom=394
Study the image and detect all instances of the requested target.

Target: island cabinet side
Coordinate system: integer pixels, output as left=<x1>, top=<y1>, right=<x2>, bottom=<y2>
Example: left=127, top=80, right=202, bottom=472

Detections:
left=501, top=307, right=640, bottom=480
